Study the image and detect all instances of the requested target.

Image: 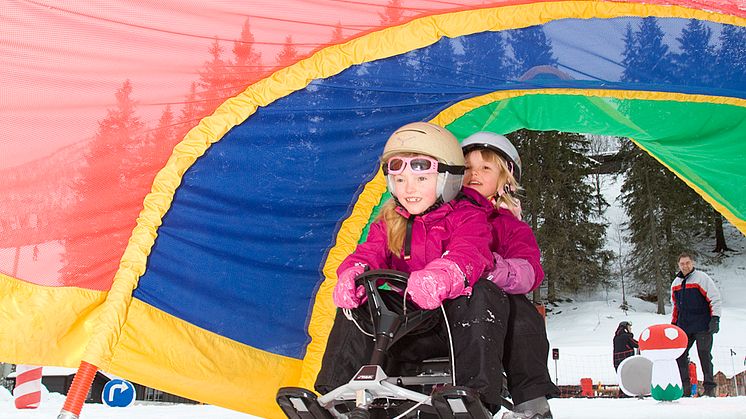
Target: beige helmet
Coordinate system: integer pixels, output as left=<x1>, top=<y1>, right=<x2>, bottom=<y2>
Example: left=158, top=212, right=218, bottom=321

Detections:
left=381, top=122, right=465, bottom=203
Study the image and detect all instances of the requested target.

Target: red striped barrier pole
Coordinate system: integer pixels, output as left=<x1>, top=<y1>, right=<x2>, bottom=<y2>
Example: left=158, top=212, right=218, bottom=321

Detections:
left=13, top=365, right=43, bottom=409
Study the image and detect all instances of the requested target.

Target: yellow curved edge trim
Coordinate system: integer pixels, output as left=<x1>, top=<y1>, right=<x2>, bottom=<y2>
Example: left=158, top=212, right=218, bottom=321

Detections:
left=106, top=298, right=300, bottom=419
left=297, top=169, right=388, bottom=389
left=0, top=272, right=106, bottom=367
left=430, top=88, right=746, bottom=236
left=81, top=0, right=746, bottom=398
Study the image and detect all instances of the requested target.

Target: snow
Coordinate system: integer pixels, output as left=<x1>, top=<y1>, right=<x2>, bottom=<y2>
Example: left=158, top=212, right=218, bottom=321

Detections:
left=3, top=176, right=745, bottom=418
left=2, top=382, right=746, bottom=418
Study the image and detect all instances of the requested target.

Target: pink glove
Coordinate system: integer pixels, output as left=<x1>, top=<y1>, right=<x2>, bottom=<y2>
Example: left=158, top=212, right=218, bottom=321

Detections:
left=333, top=265, right=366, bottom=309
left=406, top=259, right=468, bottom=310
left=487, top=252, right=537, bottom=294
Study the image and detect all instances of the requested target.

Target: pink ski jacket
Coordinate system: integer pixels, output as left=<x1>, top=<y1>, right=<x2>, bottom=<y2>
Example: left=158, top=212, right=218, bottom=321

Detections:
left=338, top=187, right=494, bottom=287
left=470, top=193, right=545, bottom=294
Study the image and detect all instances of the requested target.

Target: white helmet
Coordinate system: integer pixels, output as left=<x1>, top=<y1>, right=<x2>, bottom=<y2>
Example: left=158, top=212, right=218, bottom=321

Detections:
left=381, top=122, right=465, bottom=203
left=461, top=131, right=522, bottom=182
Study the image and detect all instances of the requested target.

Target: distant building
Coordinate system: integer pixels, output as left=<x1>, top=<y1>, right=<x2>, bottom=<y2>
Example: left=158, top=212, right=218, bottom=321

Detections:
left=7, top=366, right=197, bottom=404
left=1, top=363, right=13, bottom=391
left=714, top=370, right=746, bottom=397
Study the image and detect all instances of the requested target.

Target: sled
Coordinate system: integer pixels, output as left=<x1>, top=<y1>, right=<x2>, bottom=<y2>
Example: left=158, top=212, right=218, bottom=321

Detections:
left=276, top=269, right=494, bottom=418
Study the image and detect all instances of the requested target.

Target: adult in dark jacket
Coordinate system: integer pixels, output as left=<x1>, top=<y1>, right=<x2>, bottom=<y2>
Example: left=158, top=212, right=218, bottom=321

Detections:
left=612, top=321, right=638, bottom=371
left=671, top=252, right=722, bottom=397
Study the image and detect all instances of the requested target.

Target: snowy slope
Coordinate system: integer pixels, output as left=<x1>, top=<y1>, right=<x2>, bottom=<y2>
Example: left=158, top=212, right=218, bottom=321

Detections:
left=545, top=174, right=746, bottom=386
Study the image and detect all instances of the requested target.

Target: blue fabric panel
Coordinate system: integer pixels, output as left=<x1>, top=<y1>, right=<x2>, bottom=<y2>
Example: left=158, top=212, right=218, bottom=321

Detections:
left=134, top=17, right=745, bottom=360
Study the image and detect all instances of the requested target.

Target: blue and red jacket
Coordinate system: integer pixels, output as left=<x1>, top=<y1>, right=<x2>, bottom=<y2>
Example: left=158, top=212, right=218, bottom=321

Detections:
left=671, top=268, right=722, bottom=334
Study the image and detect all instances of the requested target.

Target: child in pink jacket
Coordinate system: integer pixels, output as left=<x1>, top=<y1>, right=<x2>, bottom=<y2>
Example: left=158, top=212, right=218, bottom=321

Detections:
left=315, top=122, right=508, bottom=416
left=462, top=132, right=558, bottom=419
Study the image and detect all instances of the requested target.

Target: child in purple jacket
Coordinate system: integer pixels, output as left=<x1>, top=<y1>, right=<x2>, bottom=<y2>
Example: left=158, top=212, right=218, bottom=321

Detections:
left=462, top=132, right=558, bottom=419
left=315, top=122, right=509, bottom=415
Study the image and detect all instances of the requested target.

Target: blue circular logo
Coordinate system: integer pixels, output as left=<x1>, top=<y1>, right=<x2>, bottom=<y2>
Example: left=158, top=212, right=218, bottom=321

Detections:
left=102, top=379, right=136, bottom=407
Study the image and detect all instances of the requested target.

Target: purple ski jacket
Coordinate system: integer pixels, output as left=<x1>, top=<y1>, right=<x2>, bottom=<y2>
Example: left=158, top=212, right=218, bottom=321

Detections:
left=338, top=187, right=494, bottom=288
left=470, top=193, right=545, bottom=294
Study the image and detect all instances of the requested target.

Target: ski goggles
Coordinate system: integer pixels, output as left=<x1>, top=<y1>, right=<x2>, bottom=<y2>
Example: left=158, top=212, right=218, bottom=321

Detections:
left=384, top=156, right=440, bottom=175
left=383, top=156, right=465, bottom=176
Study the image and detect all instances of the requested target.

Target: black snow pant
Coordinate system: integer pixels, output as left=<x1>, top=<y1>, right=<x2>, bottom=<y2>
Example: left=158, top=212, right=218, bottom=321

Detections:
left=315, top=279, right=509, bottom=409
left=676, top=331, right=715, bottom=396
left=503, top=294, right=560, bottom=405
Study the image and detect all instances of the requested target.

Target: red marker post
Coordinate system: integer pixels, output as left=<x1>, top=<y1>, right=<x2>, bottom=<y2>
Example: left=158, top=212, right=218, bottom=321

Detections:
left=13, top=365, right=43, bottom=409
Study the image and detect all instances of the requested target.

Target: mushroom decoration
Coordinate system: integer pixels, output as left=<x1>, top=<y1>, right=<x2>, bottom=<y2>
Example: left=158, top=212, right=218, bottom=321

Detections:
left=638, top=324, right=688, bottom=401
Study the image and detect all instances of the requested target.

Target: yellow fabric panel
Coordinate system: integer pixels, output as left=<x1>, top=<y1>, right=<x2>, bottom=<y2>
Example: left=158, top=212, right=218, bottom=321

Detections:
left=106, top=298, right=301, bottom=418
left=79, top=0, right=745, bottom=397
left=297, top=170, right=388, bottom=390
left=0, top=273, right=106, bottom=367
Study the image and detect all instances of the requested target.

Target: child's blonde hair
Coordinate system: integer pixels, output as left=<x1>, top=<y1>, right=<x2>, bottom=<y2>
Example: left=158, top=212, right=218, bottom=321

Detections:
left=378, top=199, right=407, bottom=256
left=470, top=148, right=521, bottom=210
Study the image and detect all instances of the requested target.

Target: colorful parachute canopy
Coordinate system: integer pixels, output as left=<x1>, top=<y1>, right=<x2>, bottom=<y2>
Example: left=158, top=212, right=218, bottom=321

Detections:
left=1, top=1, right=745, bottom=417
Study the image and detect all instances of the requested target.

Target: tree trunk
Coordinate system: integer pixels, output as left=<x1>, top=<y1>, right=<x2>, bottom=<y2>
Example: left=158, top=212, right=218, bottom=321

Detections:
left=594, top=172, right=603, bottom=216
left=713, top=208, right=731, bottom=252
left=644, top=171, right=666, bottom=315
left=531, top=202, right=541, bottom=304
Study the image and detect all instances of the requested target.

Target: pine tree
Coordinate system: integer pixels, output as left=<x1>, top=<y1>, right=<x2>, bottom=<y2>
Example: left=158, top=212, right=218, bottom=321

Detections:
left=379, top=0, right=405, bottom=26
left=457, top=31, right=512, bottom=87
left=621, top=17, right=672, bottom=84
left=176, top=82, right=200, bottom=140
left=60, top=80, right=146, bottom=289
left=716, top=24, right=746, bottom=86
left=507, top=25, right=558, bottom=79
left=713, top=25, right=745, bottom=252
left=231, top=18, right=263, bottom=86
left=276, top=35, right=299, bottom=68
left=330, top=21, right=345, bottom=44
left=619, top=139, right=667, bottom=312
left=511, top=130, right=611, bottom=300
left=671, top=19, right=716, bottom=86
left=618, top=136, right=710, bottom=312
left=197, top=37, right=235, bottom=114
left=143, top=105, right=178, bottom=178
left=620, top=23, right=640, bottom=83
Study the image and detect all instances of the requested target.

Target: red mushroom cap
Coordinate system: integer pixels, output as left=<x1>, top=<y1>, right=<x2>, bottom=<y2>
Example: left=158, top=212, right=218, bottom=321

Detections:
left=639, top=324, right=687, bottom=351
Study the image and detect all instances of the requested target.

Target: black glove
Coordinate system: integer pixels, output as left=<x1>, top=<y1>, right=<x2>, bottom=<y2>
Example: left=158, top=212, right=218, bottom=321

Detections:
left=708, top=316, right=720, bottom=334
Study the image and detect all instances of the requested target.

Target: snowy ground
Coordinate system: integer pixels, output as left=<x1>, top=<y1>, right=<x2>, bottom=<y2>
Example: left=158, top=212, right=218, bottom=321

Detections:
left=2, top=387, right=746, bottom=418
left=2, top=176, right=745, bottom=418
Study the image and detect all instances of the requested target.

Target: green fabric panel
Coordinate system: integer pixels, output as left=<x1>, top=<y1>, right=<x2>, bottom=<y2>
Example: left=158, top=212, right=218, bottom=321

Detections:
left=446, top=95, right=746, bottom=221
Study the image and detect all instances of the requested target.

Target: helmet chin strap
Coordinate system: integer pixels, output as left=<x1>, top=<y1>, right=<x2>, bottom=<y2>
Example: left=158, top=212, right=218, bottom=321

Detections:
left=392, top=196, right=444, bottom=216
left=393, top=196, right=445, bottom=261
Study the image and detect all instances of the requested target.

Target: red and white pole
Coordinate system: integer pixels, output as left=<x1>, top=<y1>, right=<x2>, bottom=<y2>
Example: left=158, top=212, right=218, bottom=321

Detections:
left=13, top=365, right=43, bottom=409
